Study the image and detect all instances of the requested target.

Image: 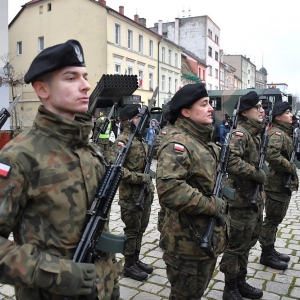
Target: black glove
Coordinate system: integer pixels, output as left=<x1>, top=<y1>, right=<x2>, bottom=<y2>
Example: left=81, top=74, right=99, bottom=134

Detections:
left=254, top=169, right=266, bottom=184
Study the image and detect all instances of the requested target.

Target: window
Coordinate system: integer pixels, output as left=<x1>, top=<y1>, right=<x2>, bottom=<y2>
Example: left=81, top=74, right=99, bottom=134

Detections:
left=208, top=83, right=212, bottom=90
left=39, top=5, right=43, bottom=14
left=38, top=36, right=44, bottom=51
left=149, top=73, right=153, bottom=90
left=168, top=49, right=172, bottom=65
left=175, top=79, right=178, bottom=91
left=149, top=40, right=153, bottom=57
left=215, top=35, right=219, bottom=44
left=127, top=67, right=133, bottom=75
left=115, top=24, right=121, bottom=45
left=215, top=51, right=218, bottom=61
left=138, top=70, right=143, bottom=88
left=174, top=53, right=178, bottom=67
left=162, top=47, right=165, bottom=62
left=127, top=29, right=133, bottom=49
left=215, top=68, right=218, bottom=79
left=210, top=97, right=221, bottom=110
left=203, top=70, right=205, bottom=81
left=47, top=3, right=51, bottom=11
left=17, top=41, right=22, bottom=55
left=208, top=46, right=212, bottom=57
left=162, top=75, right=165, bottom=91
left=168, top=77, right=172, bottom=92
left=208, top=29, right=212, bottom=38
left=138, top=35, right=143, bottom=53
left=115, top=64, right=121, bottom=74
left=208, top=66, right=212, bottom=76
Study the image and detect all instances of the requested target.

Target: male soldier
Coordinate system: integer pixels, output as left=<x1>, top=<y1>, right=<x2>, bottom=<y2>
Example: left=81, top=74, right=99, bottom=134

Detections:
left=220, top=91, right=266, bottom=300
left=93, top=109, right=111, bottom=157
left=0, top=40, right=121, bottom=300
left=109, top=104, right=154, bottom=281
left=259, top=102, right=299, bottom=270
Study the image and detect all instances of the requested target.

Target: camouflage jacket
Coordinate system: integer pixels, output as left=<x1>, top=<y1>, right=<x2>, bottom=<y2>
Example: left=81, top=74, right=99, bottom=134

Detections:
left=153, top=124, right=171, bottom=160
left=265, top=121, right=299, bottom=196
left=93, top=117, right=110, bottom=144
left=0, top=106, right=118, bottom=300
left=109, top=125, right=153, bottom=210
left=156, top=117, right=228, bottom=260
left=226, top=116, right=264, bottom=208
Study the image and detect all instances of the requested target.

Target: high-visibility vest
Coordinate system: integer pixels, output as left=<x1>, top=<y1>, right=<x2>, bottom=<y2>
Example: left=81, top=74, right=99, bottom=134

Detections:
left=99, top=117, right=111, bottom=139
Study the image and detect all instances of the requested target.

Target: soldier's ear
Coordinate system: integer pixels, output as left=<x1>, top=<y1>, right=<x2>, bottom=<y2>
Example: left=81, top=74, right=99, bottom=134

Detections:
left=33, top=81, right=50, bottom=100
left=181, top=108, right=190, bottom=118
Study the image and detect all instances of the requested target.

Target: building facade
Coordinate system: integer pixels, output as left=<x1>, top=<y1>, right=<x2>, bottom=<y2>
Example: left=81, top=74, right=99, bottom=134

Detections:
left=223, top=54, right=256, bottom=89
left=150, top=16, right=220, bottom=90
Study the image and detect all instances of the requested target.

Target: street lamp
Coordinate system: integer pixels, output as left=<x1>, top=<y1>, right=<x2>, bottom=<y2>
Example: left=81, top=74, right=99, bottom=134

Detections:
left=3, top=62, right=13, bottom=78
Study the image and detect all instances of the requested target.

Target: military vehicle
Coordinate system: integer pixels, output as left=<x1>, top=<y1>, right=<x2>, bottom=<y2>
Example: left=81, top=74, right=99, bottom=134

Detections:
left=208, top=87, right=293, bottom=126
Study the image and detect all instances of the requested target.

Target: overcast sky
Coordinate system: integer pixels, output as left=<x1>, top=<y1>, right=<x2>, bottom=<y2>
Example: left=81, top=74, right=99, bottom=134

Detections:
left=8, top=0, right=300, bottom=96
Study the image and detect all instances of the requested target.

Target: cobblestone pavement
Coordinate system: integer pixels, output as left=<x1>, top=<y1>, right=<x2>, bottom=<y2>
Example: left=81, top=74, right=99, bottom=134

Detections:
left=1, top=164, right=300, bottom=299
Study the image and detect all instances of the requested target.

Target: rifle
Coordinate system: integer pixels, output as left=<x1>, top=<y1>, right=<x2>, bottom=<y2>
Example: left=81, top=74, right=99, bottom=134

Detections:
left=64, top=88, right=158, bottom=300
left=249, top=106, right=273, bottom=212
left=193, top=101, right=239, bottom=258
left=284, top=127, right=300, bottom=193
left=0, top=95, right=21, bottom=129
left=93, top=104, right=115, bottom=143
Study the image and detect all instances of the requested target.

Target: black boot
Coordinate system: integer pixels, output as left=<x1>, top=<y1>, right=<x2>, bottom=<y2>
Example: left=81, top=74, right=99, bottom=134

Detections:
left=123, top=257, right=148, bottom=281
left=135, top=251, right=153, bottom=274
left=273, top=246, right=290, bottom=262
left=260, top=245, right=288, bottom=270
left=223, top=274, right=243, bottom=300
left=237, top=274, right=263, bottom=299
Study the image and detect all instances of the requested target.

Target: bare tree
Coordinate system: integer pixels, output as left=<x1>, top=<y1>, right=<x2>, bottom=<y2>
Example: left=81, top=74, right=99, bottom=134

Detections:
left=0, top=53, right=24, bottom=129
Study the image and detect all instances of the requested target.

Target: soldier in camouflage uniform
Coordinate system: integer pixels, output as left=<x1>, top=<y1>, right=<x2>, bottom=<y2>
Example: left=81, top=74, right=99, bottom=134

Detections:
left=156, top=83, right=228, bottom=299
left=109, top=104, right=154, bottom=281
left=259, top=102, right=299, bottom=270
left=93, top=109, right=111, bottom=158
left=220, top=91, right=266, bottom=300
left=0, top=40, right=121, bottom=300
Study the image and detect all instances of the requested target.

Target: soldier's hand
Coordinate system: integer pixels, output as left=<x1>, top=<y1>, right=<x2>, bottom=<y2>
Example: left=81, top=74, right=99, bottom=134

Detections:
left=141, top=173, right=152, bottom=184
left=213, top=196, right=225, bottom=218
left=289, top=163, right=297, bottom=174
left=49, top=260, right=95, bottom=296
left=254, top=169, right=266, bottom=184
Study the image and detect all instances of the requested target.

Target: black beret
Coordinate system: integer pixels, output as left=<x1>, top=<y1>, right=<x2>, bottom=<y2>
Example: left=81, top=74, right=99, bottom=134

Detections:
left=238, top=91, right=260, bottom=113
left=169, top=83, right=208, bottom=112
left=272, top=102, right=291, bottom=117
left=24, top=40, right=85, bottom=84
left=119, top=104, right=140, bottom=121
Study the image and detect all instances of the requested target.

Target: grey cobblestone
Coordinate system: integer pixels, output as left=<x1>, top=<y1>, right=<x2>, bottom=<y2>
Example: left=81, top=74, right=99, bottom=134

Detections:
left=1, top=163, right=300, bottom=300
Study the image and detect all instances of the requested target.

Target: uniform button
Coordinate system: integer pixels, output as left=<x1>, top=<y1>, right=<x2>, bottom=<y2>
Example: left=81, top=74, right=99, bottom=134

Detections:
left=95, top=277, right=100, bottom=283
left=86, top=174, right=91, bottom=180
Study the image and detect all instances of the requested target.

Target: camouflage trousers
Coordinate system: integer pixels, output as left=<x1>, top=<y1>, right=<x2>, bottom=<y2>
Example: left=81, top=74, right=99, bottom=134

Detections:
left=157, top=205, right=166, bottom=233
left=97, top=140, right=110, bottom=159
left=120, top=194, right=152, bottom=257
left=259, top=193, right=291, bottom=247
left=163, top=253, right=217, bottom=299
left=220, top=203, right=263, bottom=275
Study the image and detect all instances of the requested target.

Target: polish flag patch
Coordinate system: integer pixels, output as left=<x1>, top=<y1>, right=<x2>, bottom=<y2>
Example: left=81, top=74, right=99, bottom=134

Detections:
left=174, top=143, right=185, bottom=152
left=235, top=132, right=244, bottom=137
left=0, top=162, right=11, bottom=178
left=161, top=131, right=167, bottom=135
left=117, top=141, right=125, bottom=147
left=275, top=132, right=282, bottom=136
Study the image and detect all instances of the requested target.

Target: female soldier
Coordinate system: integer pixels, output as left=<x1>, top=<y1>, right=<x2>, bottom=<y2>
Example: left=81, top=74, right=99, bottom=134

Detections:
left=156, top=83, right=228, bottom=299
left=109, top=104, right=154, bottom=281
left=220, top=91, right=266, bottom=300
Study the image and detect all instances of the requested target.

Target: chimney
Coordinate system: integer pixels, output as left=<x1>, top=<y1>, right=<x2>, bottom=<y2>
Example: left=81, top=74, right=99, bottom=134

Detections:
left=175, top=18, right=179, bottom=44
left=99, top=0, right=106, bottom=5
left=119, top=6, right=124, bottom=15
left=158, top=20, right=163, bottom=35
left=134, top=14, right=139, bottom=22
left=139, top=18, right=146, bottom=27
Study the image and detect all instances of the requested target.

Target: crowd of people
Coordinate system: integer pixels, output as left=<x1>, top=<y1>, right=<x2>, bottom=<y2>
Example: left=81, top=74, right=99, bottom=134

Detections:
left=0, top=39, right=298, bottom=300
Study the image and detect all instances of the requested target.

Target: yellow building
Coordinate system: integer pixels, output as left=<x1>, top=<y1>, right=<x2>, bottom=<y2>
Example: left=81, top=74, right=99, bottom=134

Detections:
left=8, top=0, right=163, bottom=128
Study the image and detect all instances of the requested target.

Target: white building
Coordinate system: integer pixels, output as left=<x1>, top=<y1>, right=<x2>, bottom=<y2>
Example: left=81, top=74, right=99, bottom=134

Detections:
left=0, top=0, right=9, bottom=130
left=150, top=16, right=220, bottom=90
